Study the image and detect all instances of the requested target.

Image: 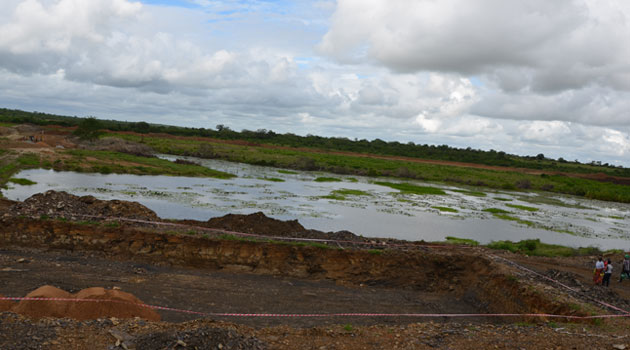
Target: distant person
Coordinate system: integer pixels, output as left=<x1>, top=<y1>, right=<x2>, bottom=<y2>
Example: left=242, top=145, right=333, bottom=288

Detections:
left=603, top=259, right=613, bottom=287
left=594, top=257, right=604, bottom=285
left=621, top=255, right=630, bottom=283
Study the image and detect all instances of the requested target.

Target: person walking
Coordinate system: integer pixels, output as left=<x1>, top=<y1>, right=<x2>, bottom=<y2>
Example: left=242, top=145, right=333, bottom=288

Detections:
left=620, top=254, right=630, bottom=283
left=603, top=259, right=613, bottom=287
left=594, top=257, right=604, bottom=285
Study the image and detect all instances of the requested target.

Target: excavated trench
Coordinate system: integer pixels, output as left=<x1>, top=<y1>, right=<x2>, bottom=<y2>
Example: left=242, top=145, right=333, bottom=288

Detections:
left=0, top=216, right=580, bottom=325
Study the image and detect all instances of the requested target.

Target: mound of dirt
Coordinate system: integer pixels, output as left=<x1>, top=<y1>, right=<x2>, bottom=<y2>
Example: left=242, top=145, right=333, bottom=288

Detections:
left=0, top=294, right=15, bottom=312
left=203, top=212, right=364, bottom=242
left=78, top=137, right=155, bottom=157
left=8, top=190, right=159, bottom=221
left=12, top=285, right=73, bottom=318
left=67, top=287, right=160, bottom=321
left=207, top=212, right=307, bottom=236
left=12, top=286, right=160, bottom=321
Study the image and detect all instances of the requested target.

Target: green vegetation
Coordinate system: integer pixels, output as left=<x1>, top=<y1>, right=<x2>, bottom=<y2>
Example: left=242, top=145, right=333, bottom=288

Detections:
left=106, top=132, right=630, bottom=202
left=343, top=324, right=354, bottom=332
left=73, top=117, right=104, bottom=140
left=432, top=206, right=459, bottom=213
left=483, top=208, right=511, bottom=214
left=374, top=181, right=446, bottom=195
left=492, top=214, right=536, bottom=227
left=494, top=197, right=512, bottom=201
left=314, top=177, right=342, bottom=182
left=505, top=204, right=539, bottom=212
left=367, top=249, right=384, bottom=255
left=258, top=177, right=285, bottom=182
left=2, top=108, right=630, bottom=203
left=4, top=108, right=628, bottom=178
left=451, top=189, right=486, bottom=197
left=8, top=178, right=37, bottom=186
left=322, top=188, right=371, bottom=200
left=444, top=236, right=479, bottom=246
left=61, top=149, right=234, bottom=179
left=487, top=239, right=602, bottom=257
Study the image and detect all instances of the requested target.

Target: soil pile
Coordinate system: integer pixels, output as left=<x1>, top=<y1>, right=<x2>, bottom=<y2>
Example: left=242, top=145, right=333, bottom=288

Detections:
left=12, top=286, right=73, bottom=319
left=0, top=295, right=15, bottom=312
left=7, top=190, right=159, bottom=221
left=67, top=287, right=160, bottom=321
left=11, top=286, right=160, bottom=321
left=78, top=136, right=155, bottom=157
left=203, top=212, right=364, bottom=242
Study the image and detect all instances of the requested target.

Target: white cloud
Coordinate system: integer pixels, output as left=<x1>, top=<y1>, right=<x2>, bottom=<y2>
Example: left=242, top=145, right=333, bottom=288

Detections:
left=0, top=0, right=629, bottom=166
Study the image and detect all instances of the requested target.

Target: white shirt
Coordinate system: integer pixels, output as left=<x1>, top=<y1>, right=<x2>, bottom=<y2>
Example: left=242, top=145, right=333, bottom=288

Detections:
left=595, top=261, right=604, bottom=269
left=605, top=264, right=613, bottom=274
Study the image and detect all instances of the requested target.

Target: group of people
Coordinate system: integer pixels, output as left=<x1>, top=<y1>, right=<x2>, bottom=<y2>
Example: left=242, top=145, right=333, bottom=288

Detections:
left=593, top=254, right=630, bottom=286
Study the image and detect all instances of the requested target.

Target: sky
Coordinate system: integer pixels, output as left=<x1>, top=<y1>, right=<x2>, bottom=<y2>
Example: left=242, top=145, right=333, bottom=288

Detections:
left=1, top=0, right=630, bottom=166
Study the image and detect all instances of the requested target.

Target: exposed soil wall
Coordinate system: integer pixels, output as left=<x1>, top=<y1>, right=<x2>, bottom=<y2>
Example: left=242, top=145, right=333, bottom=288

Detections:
left=0, top=218, right=576, bottom=319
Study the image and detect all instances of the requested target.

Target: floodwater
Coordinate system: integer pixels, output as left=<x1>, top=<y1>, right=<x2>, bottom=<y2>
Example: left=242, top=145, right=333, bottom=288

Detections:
left=3, top=155, right=630, bottom=250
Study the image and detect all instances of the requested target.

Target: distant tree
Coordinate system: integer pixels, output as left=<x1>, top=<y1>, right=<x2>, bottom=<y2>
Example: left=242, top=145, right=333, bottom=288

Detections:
left=134, top=121, right=151, bottom=134
left=73, top=117, right=103, bottom=141
left=536, top=153, right=545, bottom=160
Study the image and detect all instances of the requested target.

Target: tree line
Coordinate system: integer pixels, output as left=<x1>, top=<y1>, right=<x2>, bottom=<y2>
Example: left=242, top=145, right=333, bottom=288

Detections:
left=1, top=108, right=628, bottom=177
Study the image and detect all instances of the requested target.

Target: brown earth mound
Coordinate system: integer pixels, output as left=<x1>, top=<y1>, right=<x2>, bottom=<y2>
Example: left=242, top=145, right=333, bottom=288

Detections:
left=12, top=285, right=73, bottom=318
left=0, top=294, right=15, bottom=311
left=11, top=286, right=160, bottom=321
left=8, top=190, right=159, bottom=221
left=67, top=287, right=160, bottom=321
left=202, top=212, right=363, bottom=242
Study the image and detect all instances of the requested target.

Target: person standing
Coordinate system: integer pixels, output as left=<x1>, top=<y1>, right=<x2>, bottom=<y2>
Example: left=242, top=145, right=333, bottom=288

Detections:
left=594, top=257, right=604, bottom=285
left=620, top=254, right=630, bottom=283
left=603, top=259, right=613, bottom=287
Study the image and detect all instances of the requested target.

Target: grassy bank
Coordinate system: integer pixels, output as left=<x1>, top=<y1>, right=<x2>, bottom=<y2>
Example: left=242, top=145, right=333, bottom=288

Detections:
left=112, top=132, right=630, bottom=203
left=0, top=148, right=234, bottom=192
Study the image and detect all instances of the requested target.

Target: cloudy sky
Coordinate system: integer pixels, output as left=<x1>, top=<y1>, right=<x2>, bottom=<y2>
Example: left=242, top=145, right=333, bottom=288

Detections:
left=1, top=0, right=630, bottom=166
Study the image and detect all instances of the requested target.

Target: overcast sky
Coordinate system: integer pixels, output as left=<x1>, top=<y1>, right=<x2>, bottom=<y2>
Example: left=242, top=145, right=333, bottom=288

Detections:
left=1, top=0, right=629, bottom=166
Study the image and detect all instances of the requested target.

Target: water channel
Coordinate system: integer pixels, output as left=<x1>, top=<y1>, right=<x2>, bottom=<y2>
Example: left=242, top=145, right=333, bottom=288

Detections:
left=3, top=155, right=630, bottom=250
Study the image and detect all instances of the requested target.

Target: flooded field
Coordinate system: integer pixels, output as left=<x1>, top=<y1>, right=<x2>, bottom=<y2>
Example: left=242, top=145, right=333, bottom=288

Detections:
left=4, top=156, right=630, bottom=250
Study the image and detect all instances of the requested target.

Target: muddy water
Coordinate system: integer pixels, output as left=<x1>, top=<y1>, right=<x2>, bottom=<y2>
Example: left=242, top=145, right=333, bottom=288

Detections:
left=3, top=156, right=630, bottom=250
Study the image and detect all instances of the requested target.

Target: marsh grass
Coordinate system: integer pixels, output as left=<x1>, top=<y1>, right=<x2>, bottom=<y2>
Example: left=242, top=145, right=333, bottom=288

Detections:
left=322, top=188, right=371, bottom=200
left=494, top=197, right=512, bottom=201
left=488, top=239, right=602, bottom=257
left=374, top=181, right=446, bottom=195
left=108, top=132, right=630, bottom=203
left=314, top=177, right=342, bottom=182
left=259, top=177, right=285, bottom=182
left=444, top=236, right=479, bottom=246
left=61, top=149, right=235, bottom=179
left=432, top=206, right=458, bottom=213
left=451, top=189, right=486, bottom=197
left=8, top=178, right=37, bottom=185
left=483, top=208, right=511, bottom=214
left=506, top=204, right=539, bottom=212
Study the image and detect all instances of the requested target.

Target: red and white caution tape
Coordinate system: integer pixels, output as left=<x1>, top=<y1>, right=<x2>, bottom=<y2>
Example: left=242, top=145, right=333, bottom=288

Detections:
left=2, top=296, right=629, bottom=320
